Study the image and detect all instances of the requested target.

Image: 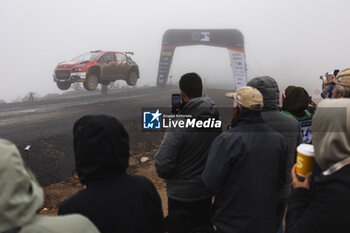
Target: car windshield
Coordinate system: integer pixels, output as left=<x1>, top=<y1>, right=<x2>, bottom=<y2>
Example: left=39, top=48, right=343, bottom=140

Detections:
left=71, top=52, right=102, bottom=62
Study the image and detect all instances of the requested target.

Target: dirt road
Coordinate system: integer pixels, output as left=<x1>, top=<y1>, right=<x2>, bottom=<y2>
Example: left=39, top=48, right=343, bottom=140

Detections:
left=0, top=86, right=232, bottom=185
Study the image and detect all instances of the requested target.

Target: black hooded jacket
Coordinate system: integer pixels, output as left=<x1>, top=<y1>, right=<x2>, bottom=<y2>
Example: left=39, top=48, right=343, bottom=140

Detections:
left=202, top=111, right=288, bottom=233
left=286, top=166, right=350, bottom=233
left=247, top=76, right=303, bottom=202
left=59, top=115, right=163, bottom=233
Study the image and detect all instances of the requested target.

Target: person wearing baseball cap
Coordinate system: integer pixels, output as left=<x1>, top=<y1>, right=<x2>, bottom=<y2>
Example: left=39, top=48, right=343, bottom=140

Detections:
left=225, top=86, right=264, bottom=111
left=332, top=68, right=350, bottom=98
left=202, top=86, right=288, bottom=233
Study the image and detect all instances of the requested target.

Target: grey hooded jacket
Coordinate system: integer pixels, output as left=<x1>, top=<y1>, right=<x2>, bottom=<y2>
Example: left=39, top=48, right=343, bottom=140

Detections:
left=286, top=99, right=350, bottom=233
left=248, top=76, right=303, bottom=201
left=0, top=139, right=100, bottom=233
left=312, top=99, right=350, bottom=170
left=155, top=96, right=221, bottom=201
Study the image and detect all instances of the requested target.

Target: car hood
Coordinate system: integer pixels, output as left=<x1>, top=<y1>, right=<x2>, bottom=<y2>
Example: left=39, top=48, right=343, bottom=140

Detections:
left=58, top=61, right=80, bottom=65
left=57, top=60, right=90, bottom=68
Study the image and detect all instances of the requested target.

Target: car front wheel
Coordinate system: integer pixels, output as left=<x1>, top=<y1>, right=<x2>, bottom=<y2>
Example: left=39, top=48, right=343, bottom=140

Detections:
left=84, top=75, right=99, bottom=91
left=57, top=82, right=71, bottom=90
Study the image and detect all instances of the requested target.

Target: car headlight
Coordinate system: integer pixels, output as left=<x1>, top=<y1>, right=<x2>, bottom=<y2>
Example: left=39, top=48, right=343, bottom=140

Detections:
left=72, top=68, right=82, bottom=72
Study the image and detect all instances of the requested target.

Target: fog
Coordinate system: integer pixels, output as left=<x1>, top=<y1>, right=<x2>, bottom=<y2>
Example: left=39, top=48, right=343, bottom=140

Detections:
left=1, top=0, right=349, bottom=102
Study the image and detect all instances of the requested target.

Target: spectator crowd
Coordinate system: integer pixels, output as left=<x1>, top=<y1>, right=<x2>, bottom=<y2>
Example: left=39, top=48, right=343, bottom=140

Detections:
left=1, top=69, right=350, bottom=233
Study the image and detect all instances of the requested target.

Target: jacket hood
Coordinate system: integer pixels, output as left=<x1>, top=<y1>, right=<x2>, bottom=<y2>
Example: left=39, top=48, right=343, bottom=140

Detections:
left=312, top=99, right=350, bottom=170
left=247, top=76, right=280, bottom=111
left=73, top=115, right=130, bottom=185
left=180, top=96, right=219, bottom=118
left=0, top=139, right=43, bottom=232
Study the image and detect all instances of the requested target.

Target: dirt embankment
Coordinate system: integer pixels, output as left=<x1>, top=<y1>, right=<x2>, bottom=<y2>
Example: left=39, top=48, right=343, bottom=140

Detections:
left=40, top=148, right=168, bottom=216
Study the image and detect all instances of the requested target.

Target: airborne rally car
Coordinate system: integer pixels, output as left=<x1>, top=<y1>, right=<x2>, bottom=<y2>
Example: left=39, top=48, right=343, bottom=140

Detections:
left=53, top=50, right=139, bottom=91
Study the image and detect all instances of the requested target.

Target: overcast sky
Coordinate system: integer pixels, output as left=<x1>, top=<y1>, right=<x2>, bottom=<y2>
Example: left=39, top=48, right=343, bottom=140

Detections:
left=1, top=0, right=349, bottom=102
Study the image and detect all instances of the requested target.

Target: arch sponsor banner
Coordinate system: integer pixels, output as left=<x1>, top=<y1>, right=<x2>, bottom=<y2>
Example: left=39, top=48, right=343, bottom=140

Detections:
left=228, top=48, right=247, bottom=89
left=156, top=29, right=246, bottom=89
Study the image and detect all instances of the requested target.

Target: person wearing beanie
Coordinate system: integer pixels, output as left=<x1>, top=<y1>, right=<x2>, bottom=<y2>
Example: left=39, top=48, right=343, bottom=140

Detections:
left=59, top=115, right=163, bottom=233
left=286, top=99, right=350, bottom=233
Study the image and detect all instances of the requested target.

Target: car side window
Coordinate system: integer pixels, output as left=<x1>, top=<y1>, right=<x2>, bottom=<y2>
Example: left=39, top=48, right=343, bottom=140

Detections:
left=99, top=53, right=116, bottom=63
left=117, top=53, right=126, bottom=62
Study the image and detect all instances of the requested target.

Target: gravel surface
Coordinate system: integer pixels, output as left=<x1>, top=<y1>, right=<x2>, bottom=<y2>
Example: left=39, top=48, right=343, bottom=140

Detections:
left=0, top=86, right=232, bottom=185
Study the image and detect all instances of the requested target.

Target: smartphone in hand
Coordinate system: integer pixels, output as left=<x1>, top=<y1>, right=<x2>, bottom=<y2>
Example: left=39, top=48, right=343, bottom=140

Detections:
left=171, top=94, right=181, bottom=114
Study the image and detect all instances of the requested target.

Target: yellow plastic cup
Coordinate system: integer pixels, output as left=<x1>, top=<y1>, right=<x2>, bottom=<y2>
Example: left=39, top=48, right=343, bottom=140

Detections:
left=296, top=144, right=315, bottom=177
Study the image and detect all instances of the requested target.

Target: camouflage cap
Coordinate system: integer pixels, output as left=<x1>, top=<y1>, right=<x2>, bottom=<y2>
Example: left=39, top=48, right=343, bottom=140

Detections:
left=334, top=68, right=350, bottom=87
left=225, top=86, right=263, bottom=111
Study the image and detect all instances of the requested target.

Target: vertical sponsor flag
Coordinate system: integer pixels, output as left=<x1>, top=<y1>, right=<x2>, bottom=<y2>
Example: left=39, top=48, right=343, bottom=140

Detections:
left=228, top=48, right=247, bottom=90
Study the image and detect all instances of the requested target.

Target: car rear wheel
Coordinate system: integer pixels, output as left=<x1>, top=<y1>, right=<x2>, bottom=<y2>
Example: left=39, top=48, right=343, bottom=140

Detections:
left=57, top=82, right=71, bottom=90
left=126, top=71, right=138, bottom=86
left=84, top=75, right=99, bottom=91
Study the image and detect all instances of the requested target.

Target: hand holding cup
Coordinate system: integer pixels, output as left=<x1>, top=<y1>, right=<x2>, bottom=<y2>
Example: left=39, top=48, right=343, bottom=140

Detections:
left=292, top=164, right=312, bottom=189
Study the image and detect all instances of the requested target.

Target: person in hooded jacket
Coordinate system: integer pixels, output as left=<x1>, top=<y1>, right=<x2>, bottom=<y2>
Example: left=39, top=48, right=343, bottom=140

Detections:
left=247, top=76, right=303, bottom=233
left=58, top=115, right=163, bottom=233
left=0, top=139, right=100, bottom=233
left=286, top=98, right=350, bottom=233
left=155, top=73, right=221, bottom=230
